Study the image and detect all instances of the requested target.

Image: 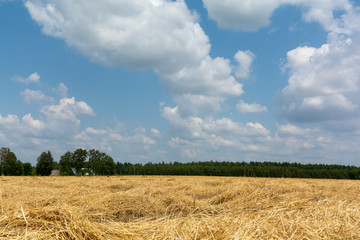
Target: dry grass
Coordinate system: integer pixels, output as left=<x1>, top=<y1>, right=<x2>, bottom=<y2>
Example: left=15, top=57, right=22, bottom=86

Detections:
left=0, top=176, right=359, bottom=239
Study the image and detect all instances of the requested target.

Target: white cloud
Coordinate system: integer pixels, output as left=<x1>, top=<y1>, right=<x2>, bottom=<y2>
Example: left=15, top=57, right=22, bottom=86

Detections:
left=249, top=0, right=359, bottom=129
left=20, top=89, right=54, bottom=104
left=160, top=104, right=360, bottom=164
left=150, top=128, right=161, bottom=137
left=73, top=126, right=158, bottom=159
left=0, top=96, right=95, bottom=144
left=279, top=33, right=360, bottom=123
left=300, top=0, right=353, bottom=34
left=129, top=127, right=156, bottom=145
left=22, top=113, right=44, bottom=131
left=84, top=127, right=108, bottom=135
left=54, top=82, right=68, bottom=97
left=202, top=0, right=352, bottom=32
left=18, top=0, right=360, bottom=166
left=202, top=0, right=284, bottom=31
left=28, top=72, right=40, bottom=82
left=0, top=114, right=20, bottom=131
left=162, top=105, right=271, bottom=139
left=13, top=72, right=40, bottom=84
left=160, top=56, right=243, bottom=97
left=24, top=0, right=209, bottom=72
left=162, top=106, right=271, bottom=158
left=274, top=124, right=329, bottom=152
left=1, top=84, right=161, bottom=163
left=42, top=97, right=94, bottom=119
left=0, top=115, right=160, bottom=164
left=24, top=0, right=243, bottom=117
left=341, top=6, right=360, bottom=33
left=38, top=97, right=94, bottom=137
left=0, top=113, right=46, bottom=142
left=276, top=124, right=311, bottom=137
left=159, top=56, right=243, bottom=116
left=172, top=94, right=224, bottom=116
left=237, top=100, right=268, bottom=114
left=234, top=50, right=255, bottom=79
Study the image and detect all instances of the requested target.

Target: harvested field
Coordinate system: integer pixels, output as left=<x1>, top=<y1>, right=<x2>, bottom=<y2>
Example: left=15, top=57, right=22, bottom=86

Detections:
left=0, top=176, right=359, bottom=239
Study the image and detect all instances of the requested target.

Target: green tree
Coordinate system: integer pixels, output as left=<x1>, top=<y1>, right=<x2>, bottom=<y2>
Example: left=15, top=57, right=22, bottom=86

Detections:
left=14, top=160, right=25, bottom=176
left=88, top=149, right=116, bottom=175
left=23, top=162, right=33, bottom=176
left=73, top=148, right=88, bottom=175
left=59, top=151, right=75, bottom=176
left=88, top=149, right=101, bottom=175
left=2, top=151, right=24, bottom=176
left=36, top=151, right=54, bottom=176
left=100, top=155, right=116, bottom=175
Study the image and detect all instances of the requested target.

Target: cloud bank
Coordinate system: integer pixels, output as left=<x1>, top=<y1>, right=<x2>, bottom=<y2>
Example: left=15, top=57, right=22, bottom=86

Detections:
left=202, top=0, right=360, bottom=128
left=24, top=0, right=248, bottom=117
left=3, top=0, right=356, bottom=165
left=0, top=80, right=160, bottom=163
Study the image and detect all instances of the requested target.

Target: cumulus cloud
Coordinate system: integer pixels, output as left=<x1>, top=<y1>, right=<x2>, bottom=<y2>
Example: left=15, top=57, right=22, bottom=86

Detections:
left=24, top=0, right=243, bottom=117
left=0, top=114, right=21, bottom=132
left=160, top=56, right=242, bottom=97
left=54, top=82, right=68, bottom=97
left=0, top=113, right=159, bottom=164
left=234, top=50, right=255, bottom=79
left=300, top=0, right=353, bottom=34
left=276, top=124, right=312, bottom=137
left=74, top=126, right=157, bottom=147
left=202, top=0, right=351, bottom=31
left=73, top=126, right=158, bottom=159
left=24, top=0, right=209, bottom=72
left=274, top=124, right=333, bottom=153
left=13, top=72, right=40, bottom=84
left=20, top=89, right=54, bottom=104
left=1, top=87, right=159, bottom=162
left=162, top=105, right=270, bottom=138
left=201, top=0, right=360, bottom=124
left=8, top=0, right=360, bottom=165
left=202, top=0, right=283, bottom=31
left=160, top=105, right=360, bottom=164
left=237, top=100, right=268, bottom=114
left=279, top=33, right=360, bottom=123
left=162, top=106, right=271, bottom=158
left=159, top=55, right=243, bottom=115
left=36, top=97, right=94, bottom=137
left=0, top=97, right=94, bottom=142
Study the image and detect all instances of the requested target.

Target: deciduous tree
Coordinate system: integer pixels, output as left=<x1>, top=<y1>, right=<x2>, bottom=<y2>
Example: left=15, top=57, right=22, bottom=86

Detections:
left=59, top=151, right=75, bottom=176
left=36, top=151, right=54, bottom=176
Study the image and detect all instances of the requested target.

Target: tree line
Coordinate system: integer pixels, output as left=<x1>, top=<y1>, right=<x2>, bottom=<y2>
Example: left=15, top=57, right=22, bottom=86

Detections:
left=116, top=161, right=360, bottom=179
left=0, top=147, right=115, bottom=176
left=1, top=147, right=360, bottom=179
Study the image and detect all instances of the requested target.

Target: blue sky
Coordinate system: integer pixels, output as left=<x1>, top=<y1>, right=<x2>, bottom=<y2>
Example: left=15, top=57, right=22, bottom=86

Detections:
left=1, top=0, right=360, bottom=166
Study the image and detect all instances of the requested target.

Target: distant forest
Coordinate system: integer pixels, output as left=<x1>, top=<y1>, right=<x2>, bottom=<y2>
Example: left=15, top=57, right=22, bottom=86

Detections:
left=116, top=161, right=360, bottom=180
left=1, top=147, right=360, bottom=179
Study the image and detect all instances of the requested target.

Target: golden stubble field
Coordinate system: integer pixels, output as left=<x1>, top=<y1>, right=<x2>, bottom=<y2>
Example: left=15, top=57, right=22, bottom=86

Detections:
left=0, top=176, right=359, bottom=239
